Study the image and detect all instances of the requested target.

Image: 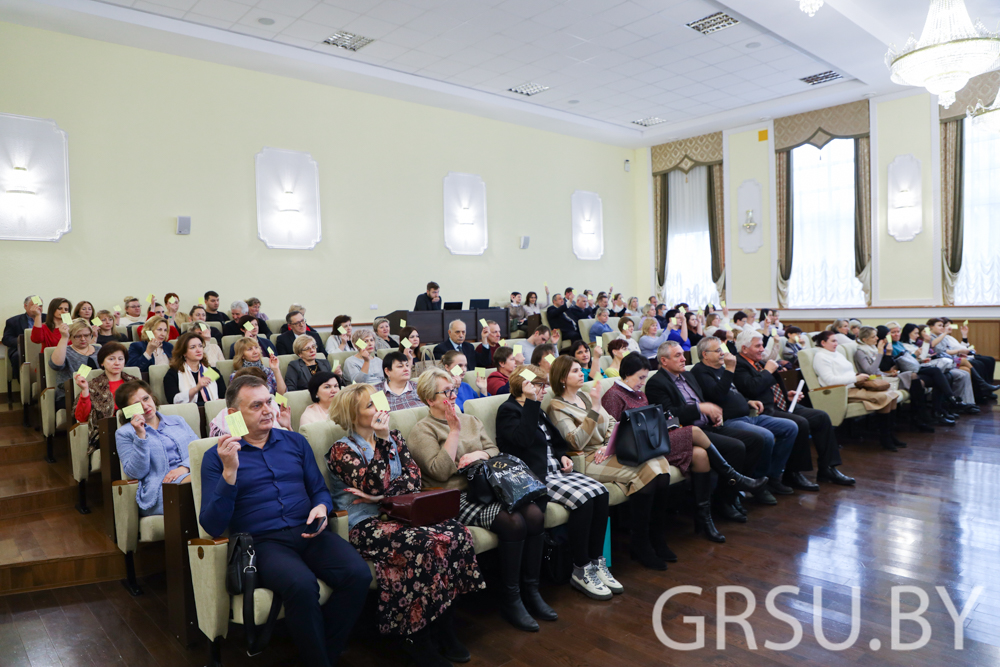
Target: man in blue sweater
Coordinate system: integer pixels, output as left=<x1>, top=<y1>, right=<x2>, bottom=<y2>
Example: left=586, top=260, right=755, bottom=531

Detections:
left=201, top=375, right=370, bottom=666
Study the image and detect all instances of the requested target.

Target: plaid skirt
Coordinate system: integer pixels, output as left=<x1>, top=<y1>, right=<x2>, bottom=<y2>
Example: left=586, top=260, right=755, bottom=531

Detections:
left=456, top=491, right=504, bottom=529
left=545, top=447, right=608, bottom=510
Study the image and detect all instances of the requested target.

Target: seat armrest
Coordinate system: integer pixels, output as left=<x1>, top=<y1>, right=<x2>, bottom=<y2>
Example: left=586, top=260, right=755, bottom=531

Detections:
left=187, top=541, right=231, bottom=641
left=68, top=423, right=91, bottom=482
left=112, top=480, right=139, bottom=553
left=807, top=385, right=849, bottom=427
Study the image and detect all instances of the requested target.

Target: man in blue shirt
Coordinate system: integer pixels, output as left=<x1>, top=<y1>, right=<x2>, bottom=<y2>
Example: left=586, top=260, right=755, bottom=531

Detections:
left=201, top=375, right=370, bottom=666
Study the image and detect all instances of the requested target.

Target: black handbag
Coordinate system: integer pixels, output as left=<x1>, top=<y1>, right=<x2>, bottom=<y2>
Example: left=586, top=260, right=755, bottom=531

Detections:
left=611, top=404, right=672, bottom=467
left=464, top=454, right=547, bottom=512
left=226, top=533, right=281, bottom=656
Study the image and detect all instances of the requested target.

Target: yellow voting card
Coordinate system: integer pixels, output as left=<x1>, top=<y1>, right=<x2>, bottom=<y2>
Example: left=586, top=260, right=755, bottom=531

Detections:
left=520, top=369, right=537, bottom=382
left=168, top=297, right=178, bottom=304
left=122, top=403, right=143, bottom=419
left=146, top=294, right=153, bottom=304
left=479, top=318, right=488, bottom=328
left=450, top=365, right=463, bottom=377
left=356, top=338, right=368, bottom=350
left=371, top=391, right=390, bottom=412
left=146, top=329, right=155, bottom=341
left=243, top=321, right=254, bottom=331
left=226, top=412, right=249, bottom=437
left=91, top=317, right=102, bottom=326
left=31, top=296, right=42, bottom=306
left=721, top=300, right=727, bottom=308
left=400, top=319, right=406, bottom=327
left=401, top=339, right=412, bottom=349
left=75, top=365, right=90, bottom=378
left=544, top=354, right=556, bottom=364
left=114, top=305, right=121, bottom=312
left=60, top=313, right=72, bottom=325
left=275, top=393, right=288, bottom=406
left=338, top=326, right=346, bottom=334
left=513, top=345, right=523, bottom=355
left=476, top=367, right=486, bottom=378
left=331, top=360, right=340, bottom=371
left=197, top=322, right=208, bottom=331
left=204, top=367, right=220, bottom=381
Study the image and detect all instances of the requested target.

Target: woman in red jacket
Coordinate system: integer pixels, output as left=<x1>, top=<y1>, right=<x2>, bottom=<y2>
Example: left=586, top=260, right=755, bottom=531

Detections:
left=30, top=297, right=72, bottom=351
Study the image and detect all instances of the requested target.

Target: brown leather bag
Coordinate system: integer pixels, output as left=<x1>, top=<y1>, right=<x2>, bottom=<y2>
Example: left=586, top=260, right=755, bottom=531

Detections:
left=380, top=489, right=460, bottom=527
left=856, top=377, right=890, bottom=392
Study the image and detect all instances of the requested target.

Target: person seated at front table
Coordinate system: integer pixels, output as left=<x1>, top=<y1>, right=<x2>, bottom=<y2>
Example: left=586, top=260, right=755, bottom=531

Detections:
left=604, top=339, right=630, bottom=377
left=228, top=315, right=276, bottom=358
left=487, top=346, right=525, bottom=396
left=433, top=320, right=477, bottom=368
left=408, top=368, right=555, bottom=632
left=127, top=315, right=173, bottom=372
left=562, top=339, right=605, bottom=382
left=231, top=337, right=287, bottom=396
left=529, top=343, right=558, bottom=375
left=275, top=309, right=324, bottom=356
left=413, top=280, right=442, bottom=311
left=637, top=318, right=670, bottom=363
left=73, top=342, right=137, bottom=456
left=373, top=351, right=423, bottom=411
left=114, top=380, right=196, bottom=516
left=441, top=350, right=487, bottom=412
left=285, top=335, right=334, bottom=392
left=187, top=305, right=223, bottom=345
left=49, top=319, right=100, bottom=410
left=588, top=308, right=614, bottom=344
left=342, top=330, right=384, bottom=385
left=199, top=375, right=371, bottom=666
left=326, top=383, right=483, bottom=665
left=94, top=310, right=128, bottom=345
left=299, top=371, right=342, bottom=427
left=326, top=315, right=356, bottom=354
left=163, top=332, right=226, bottom=406
left=30, top=297, right=72, bottom=351
left=372, top=317, right=398, bottom=351
left=475, top=320, right=502, bottom=369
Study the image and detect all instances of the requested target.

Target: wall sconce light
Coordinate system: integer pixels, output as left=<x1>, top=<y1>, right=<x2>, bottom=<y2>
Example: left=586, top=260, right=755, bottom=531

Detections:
left=572, top=190, right=604, bottom=260
left=255, top=147, right=322, bottom=250
left=0, top=112, right=71, bottom=242
left=887, top=154, right=923, bottom=242
left=443, top=172, right=488, bottom=255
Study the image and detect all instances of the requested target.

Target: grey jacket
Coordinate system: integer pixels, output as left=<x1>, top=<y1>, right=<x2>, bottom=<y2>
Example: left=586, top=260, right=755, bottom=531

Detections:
left=285, top=357, right=332, bottom=392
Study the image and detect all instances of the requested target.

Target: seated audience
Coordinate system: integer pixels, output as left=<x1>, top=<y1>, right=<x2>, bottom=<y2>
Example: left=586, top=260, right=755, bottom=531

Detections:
left=441, top=350, right=486, bottom=411
left=127, top=315, right=173, bottom=372
left=244, top=299, right=271, bottom=335
left=73, top=342, right=136, bottom=456
left=604, top=339, right=630, bottom=377
left=119, top=297, right=144, bottom=325
left=115, top=380, right=195, bottom=516
left=190, top=321, right=225, bottom=366
left=567, top=295, right=594, bottom=330
left=408, top=368, right=555, bottom=631
left=413, top=281, right=442, bottom=311
left=854, top=326, right=934, bottom=432
left=487, top=346, right=524, bottom=396
left=548, top=356, right=677, bottom=569
left=94, top=310, right=128, bottom=345
left=624, top=296, right=642, bottom=320
left=326, top=315, right=356, bottom=354
left=496, top=365, right=620, bottom=600
left=522, top=288, right=549, bottom=317
left=207, top=368, right=279, bottom=436
left=3, top=296, right=39, bottom=369
left=343, top=330, right=384, bottom=385
left=372, top=317, right=398, bottom=351
left=812, top=331, right=906, bottom=452
left=228, top=315, right=276, bottom=358
left=276, top=310, right=324, bottom=356
left=221, top=301, right=249, bottom=336
left=637, top=318, right=670, bottom=361
left=615, top=317, right=641, bottom=354
left=231, top=337, right=286, bottom=395
left=397, top=326, right=435, bottom=377
left=663, top=309, right=691, bottom=351
left=163, top=332, right=226, bottom=406
left=564, top=339, right=604, bottom=382
left=828, top=319, right=853, bottom=345
left=653, top=304, right=669, bottom=330
left=758, top=308, right=783, bottom=337
left=49, top=319, right=100, bottom=409
left=137, top=303, right=180, bottom=341
left=374, top=351, right=423, bottom=410
left=888, top=322, right=967, bottom=423
left=546, top=294, right=581, bottom=342
left=731, top=311, right=750, bottom=331
left=685, top=312, right=704, bottom=346
left=519, top=325, right=555, bottom=362
left=927, top=318, right=998, bottom=401
left=200, top=375, right=370, bottom=666
left=782, top=326, right=805, bottom=364
left=609, top=293, right=628, bottom=318
left=72, top=301, right=95, bottom=322
left=509, top=292, right=527, bottom=331
left=202, top=291, right=228, bottom=324
left=286, top=335, right=334, bottom=392
left=299, top=371, right=341, bottom=427
left=941, top=317, right=996, bottom=387
left=589, top=308, right=614, bottom=344
left=31, top=297, right=71, bottom=351
left=279, top=303, right=316, bottom=333
left=163, top=292, right=189, bottom=326
left=475, top=320, right=502, bottom=368
left=327, top=384, right=482, bottom=664
left=188, top=305, right=223, bottom=344
left=530, top=343, right=558, bottom=374
left=897, top=323, right=977, bottom=410
left=433, top=320, right=477, bottom=368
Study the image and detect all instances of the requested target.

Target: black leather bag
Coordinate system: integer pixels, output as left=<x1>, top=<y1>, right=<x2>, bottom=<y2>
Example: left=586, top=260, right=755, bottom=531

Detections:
left=226, top=533, right=281, bottom=656
left=612, top=404, right=672, bottom=467
left=464, top=454, right=547, bottom=512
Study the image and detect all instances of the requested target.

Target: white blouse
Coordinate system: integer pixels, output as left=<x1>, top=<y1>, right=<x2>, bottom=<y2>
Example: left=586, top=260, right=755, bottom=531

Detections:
left=812, top=348, right=859, bottom=388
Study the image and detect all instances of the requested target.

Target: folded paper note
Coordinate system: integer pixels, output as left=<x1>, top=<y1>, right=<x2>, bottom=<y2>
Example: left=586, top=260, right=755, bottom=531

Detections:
left=60, top=313, right=72, bottom=325
left=520, top=369, right=537, bottom=382
left=123, top=403, right=143, bottom=419
left=226, top=412, right=249, bottom=438
left=204, top=368, right=220, bottom=381
left=371, top=391, right=390, bottom=412
left=450, top=365, right=463, bottom=377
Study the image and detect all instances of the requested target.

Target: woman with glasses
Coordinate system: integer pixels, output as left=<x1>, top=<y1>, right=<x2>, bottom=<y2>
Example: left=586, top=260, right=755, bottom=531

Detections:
left=285, top=335, right=333, bottom=392
left=495, top=365, right=620, bottom=602
left=49, top=319, right=101, bottom=410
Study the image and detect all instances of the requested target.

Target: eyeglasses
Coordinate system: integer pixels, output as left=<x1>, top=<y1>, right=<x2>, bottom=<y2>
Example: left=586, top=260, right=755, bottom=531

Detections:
left=434, top=388, right=458, bottom=398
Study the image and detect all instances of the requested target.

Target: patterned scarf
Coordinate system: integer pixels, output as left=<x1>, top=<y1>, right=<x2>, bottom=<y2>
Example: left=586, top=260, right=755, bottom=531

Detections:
left=744, top=354, right=787, bottom=410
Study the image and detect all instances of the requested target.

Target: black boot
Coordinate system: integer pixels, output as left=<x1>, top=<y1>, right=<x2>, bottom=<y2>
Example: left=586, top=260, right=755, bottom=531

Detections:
left=402, top=628, right=451, bottom=667
left=520, top=534, right=557, bottom=622
left=877, top=412, right=897, bottom=451
left=704, top=445, right=768, bottom=493
left=889, top=410, right=907, bottom=448
left=650, top=489, right=678, bottom=562
left=497, top=541, right=538, bottom=632
left=731, top=491, right=748, bottom=516
left=692, top=472, right=725, bottom=543
left=629, top=493, right=667, bottom=570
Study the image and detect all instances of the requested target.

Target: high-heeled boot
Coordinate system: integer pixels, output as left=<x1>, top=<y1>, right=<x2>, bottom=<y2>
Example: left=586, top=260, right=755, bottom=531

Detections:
left=704, top=445, right=768, bottom=492
left=497, top=541, right=538, bottom=632
left=692, top=472, right=725, bottom=543
left=877, top=412, right=897, bottom=451
left=520, top=534, right=557, bottom=622
left=402, top=627, right=451, bottom=667
left=650, top=488, right=679, bottom=562
left=889, top=410, right=908, bottom=448
left=628, top=493, right=666, bottom=570
left=436, top=608, right=471, bottom=663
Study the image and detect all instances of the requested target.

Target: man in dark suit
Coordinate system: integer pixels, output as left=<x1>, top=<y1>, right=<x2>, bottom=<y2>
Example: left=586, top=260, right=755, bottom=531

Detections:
left=645, top=340, right=768, bottom=516
left=275, top=310, right=324, bottom=356
left=3, top=296, right=38, bottom=370
left=566, top=294, right=594, bottom=328
left=732, top=329, right=855, bottom=487
left=413, top=281, right=441, bottom=311
left=546, top=294, right=580, bottom=341
left=432, top=320, right=477, bottom=370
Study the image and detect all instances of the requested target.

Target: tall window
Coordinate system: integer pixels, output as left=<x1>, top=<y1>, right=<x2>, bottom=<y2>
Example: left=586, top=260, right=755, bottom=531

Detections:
left=663, top=167, right=719, bottom=307
left=788, top=139, right=866, bottom=307
left=955, top=118, right=1000, bottom=305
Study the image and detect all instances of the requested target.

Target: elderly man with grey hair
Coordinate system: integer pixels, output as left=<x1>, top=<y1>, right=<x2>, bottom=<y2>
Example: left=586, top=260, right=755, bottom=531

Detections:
left=222, top=300, right=250, bottom=337
left=732, top=328, right=855, bottom=487
left=432, top=319, right=478, bottom=369
left=3, top=295, right=40, bottom=369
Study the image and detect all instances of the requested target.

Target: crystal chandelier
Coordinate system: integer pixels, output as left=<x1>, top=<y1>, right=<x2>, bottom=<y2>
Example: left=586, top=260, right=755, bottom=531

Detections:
left=799, top=0, right=823, bottom=17
left=968, top=94, right=1000, bottom=133
left=886, top=0, right=1000, bottom=108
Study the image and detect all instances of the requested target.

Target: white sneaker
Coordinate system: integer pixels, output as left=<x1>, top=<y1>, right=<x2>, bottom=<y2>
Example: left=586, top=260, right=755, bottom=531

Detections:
left=571, top=564, right=613, bottom=601
left=593, top=558, right=623, bottom=594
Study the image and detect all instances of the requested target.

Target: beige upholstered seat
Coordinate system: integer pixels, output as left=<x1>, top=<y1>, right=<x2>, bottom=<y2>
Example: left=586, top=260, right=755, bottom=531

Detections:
left=148, top=364, right=170, bottom=404
left=220, top=335, right=241, bottom=360
left=40, top=347, right=70, bottom=459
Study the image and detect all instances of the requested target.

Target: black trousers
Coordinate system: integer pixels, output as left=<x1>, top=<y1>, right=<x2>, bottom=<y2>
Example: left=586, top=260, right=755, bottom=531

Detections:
left=706, top=428, right=762, bottom=476
left=917, top=366, right=954, bottom=410
left=764, top=406, right=842, bottom=472
left=969, top=354, right=995, bottom=383
left=254, top=525, right=371, bottom=667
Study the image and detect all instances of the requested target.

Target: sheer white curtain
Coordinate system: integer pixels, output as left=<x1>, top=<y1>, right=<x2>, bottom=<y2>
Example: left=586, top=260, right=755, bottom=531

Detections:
left=788, top=139, right=866, bottom=308
left=664, top=167, right=719, bottom=307
left=955, top=118, right=1000, bottom=305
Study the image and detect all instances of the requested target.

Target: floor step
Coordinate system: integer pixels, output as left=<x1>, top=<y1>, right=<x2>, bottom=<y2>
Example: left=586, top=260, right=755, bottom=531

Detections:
left=0, top=424, right=47, bottom=464
left=0, top=402, right=25, bottom=426
left=0, top=460, right=76, bottom=519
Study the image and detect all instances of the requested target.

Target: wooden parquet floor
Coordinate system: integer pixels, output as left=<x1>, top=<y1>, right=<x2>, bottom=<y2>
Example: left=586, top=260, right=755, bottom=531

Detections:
left=1, top=401, right=998, bottom=666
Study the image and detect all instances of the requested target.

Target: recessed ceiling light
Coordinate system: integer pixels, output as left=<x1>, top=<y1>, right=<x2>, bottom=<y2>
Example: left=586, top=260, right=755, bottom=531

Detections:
left=800, top=70, right=843, bottom=85
left=257, top=17, right=275, bottom=25
left=746, top=42, right=761, bottom=49
left=508, top=82, right=550, bottom=96
left=323, top=31, right=375, bottom=52
left=568, top=100, right=580, bottom=104
left=687, top=12, right=740, bottom=35
left=632, top=117, right=668, bottom=127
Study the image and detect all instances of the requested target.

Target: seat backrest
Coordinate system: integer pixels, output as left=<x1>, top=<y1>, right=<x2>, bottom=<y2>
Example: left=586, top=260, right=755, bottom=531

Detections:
left=216, top=360, right=235, bottom=387
left=188, top=436, right=222, bottom=539
left=601, top=332, right=617, bottom=350
left=204, top=398, right=226, bottom=432
left=148, top=364, right=170, bottom=404
left=540, top=310, right=550, bottom=329
left=327, top=350, right=355, bottom=373
left=606, top=317, right=620, bottom=334
left=277, top=354, right=297, bottom=377
left=24, top=329, right=42, bottom=373
left=462, top=394, right=509, bottom=443
left=578, top=319, right=594, bottom=345
left=42, top=346, right=60, bottom=390
left=221, top=335, right=241, bottom=360
left=690, top=345, right=700, bottom=364
left=159, top=402, right=203, bottom=437
left=319, top=330, right=332, bottom=348
left=418, top=345, right=436, bottom=361
left=376, top=348, right=392, bottom=360
left=838, top=340, right=858, bottom=370
left=462, top=369, right=479, bottom=388
left=208, top=321, right=223, bottom=334
left=598, top=355, right=611, bottom=370
left=286, top=389, right=313, bottom=432
left=269, top=333, right=280, bottom=347
left=797, top=348, right=820, bottom=390
left=388, top=406, right=430, bottom=440
left=114, top=325, right=132, bottom=340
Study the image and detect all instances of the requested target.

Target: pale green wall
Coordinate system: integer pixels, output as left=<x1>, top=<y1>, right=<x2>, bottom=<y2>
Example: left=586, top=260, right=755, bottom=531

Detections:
left=726, top=126, right=772, bottom=305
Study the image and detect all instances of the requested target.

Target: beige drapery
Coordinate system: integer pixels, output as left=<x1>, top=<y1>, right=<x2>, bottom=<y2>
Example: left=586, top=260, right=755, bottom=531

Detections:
left=774, top=100, right=870, bottom=151
left=651, top=132, right=723, bottom=174
left=706, top=164, right=726, bottom=300
left=653, top=173, right=667, bottom=289
left=775, top=151, right=793, bottom=307
left=940, top=119, right=965, bottom=305
left=854, top=136, right=872, bottom=305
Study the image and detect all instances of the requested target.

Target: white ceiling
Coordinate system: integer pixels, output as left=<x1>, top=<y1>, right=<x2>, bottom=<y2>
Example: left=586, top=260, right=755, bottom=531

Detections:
left=3, top=0, right=1000, bottom=147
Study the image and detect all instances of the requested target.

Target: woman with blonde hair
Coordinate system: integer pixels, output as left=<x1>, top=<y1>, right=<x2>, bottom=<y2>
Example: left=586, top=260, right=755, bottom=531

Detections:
left=326, top=383, right=484, bottom=665
left=372, top=316, right=398, bottom=351
left=127, top=315, right=173, bottom=372
left=231, top=337, right=286, bottom=395
left=637, top=317, right=670, bottom=362
left=285, top=334, right=334, bottom=392
left=49, top=318, right=101, bottom=410
left=342, top=329, right=384, bottom=385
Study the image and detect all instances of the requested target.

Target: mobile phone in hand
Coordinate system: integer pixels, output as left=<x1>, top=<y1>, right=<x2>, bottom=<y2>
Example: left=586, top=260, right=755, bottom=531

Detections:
left=306, top=516, right=327, bottom=535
